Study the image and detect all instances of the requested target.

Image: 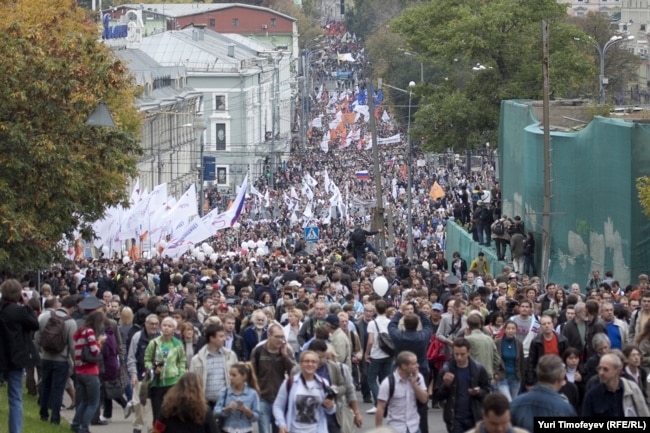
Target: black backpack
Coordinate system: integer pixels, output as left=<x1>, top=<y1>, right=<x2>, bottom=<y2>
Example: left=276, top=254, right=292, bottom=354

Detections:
left=492, top=219, right=505, bottom=235
left=373, top=319, right=395, bottom=356
left=40, top=311, right=70, bottom=354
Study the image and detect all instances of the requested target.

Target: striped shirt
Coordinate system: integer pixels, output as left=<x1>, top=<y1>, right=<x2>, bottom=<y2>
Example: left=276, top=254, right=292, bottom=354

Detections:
left=73, top=327, right=100, bottom=375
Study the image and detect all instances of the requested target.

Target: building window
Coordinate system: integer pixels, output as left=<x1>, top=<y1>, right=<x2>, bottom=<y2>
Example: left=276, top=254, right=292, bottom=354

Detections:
left=232, top=18, right=238, bottom=27
left=209, top=18, right=215, bottom=27
left=215, top=95, right=226, bottom=111
left=215, top=123, right=226, bottom=151
left=642, top=24, right=647, bottom=31
left=271, top=18, right=276, bottom=27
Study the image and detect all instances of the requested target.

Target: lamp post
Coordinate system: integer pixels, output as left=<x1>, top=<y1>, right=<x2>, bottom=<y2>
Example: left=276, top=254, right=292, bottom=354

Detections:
left=381, top=80, right=417, bottom=260
left=575, top=35, right=635, bottom=104
left=194, top=118, right=207, bottom=217
left=399, top=49, right=424, bottom=83
left=595, top=35, right=635, bottom=105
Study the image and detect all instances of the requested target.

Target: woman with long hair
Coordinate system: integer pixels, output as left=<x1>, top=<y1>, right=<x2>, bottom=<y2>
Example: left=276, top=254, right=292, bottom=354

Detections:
left=144, top=316, right=186, bottom=423
left=180, top=322, right=199, bottom=369
left=214, top=363, right=260, bottom=433
left=72, top=309, right=106, bottom=433
left=153, top=372, right=218, bottom=433
left=495, top=320, right=524, bottom=402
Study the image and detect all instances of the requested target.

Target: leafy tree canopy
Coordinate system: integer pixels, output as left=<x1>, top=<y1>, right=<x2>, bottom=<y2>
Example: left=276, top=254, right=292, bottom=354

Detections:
left=0, top=0, right=141, bottom=272
left=391, top=0, right=595, bottom=152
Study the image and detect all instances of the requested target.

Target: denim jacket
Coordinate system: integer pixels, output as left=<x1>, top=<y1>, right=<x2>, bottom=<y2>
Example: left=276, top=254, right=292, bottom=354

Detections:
left=213, top=385, right=260, bottom=433
left=510, top=384, right=576, bottom=432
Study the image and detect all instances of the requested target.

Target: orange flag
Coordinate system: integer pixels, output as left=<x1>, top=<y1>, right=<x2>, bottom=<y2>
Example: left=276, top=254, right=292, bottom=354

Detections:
left=429, top=181, right=446, bottom=200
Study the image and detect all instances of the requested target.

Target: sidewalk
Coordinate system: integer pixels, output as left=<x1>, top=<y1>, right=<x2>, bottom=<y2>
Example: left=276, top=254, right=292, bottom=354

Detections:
left=61, top=395, right=151, bottom=433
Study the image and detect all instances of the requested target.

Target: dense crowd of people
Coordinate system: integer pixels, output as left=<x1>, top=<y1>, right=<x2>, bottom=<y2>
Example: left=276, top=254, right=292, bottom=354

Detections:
left=2, top=20, right=650, bottom=433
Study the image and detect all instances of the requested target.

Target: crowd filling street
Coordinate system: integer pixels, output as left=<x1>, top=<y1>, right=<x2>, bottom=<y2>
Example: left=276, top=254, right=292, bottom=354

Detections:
left=2, top=20, right=650, bottom=433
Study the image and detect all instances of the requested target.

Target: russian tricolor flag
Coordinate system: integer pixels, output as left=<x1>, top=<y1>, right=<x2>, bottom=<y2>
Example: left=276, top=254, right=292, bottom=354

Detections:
left=356, top=170, right=370, bottom=180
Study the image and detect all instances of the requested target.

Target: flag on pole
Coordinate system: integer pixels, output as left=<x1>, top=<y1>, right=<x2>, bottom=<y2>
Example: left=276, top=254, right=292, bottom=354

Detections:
left=201, top=174, right=248, bottom=232
left=429, top=181, right=446, bottom=200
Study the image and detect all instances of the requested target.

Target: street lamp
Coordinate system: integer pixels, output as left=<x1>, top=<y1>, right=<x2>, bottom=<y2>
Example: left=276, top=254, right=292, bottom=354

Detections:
left=382, top=80, right=416, bottom=260
left=575, top=35, right=635, bottom=104
left=597, top=35, right=635, bottom=105
left=194, top=118, right=207, bottom=217
left=399, top=49, right=424, bottom=83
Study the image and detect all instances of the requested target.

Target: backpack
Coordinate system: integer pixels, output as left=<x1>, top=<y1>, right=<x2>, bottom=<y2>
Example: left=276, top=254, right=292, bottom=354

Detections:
left=477, top=207, right=489, bottom=222
left=426, top=334, right=449, bottom=371
left=373, top=319, right=395, bottom=356
left=492, top=219, right=505, bottom=235
left=40, top=310, right=70, bottom=354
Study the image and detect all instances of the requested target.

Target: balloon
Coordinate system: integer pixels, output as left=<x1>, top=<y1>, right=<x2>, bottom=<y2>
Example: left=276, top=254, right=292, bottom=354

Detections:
left=142, top=251, right=150, bottom=259
left=246, top=240, right=256, bottom=249
left=256, top=240, right=265, bottom=248
left=241, top=248, right=248, bottom=255
left=101, top=245, right=109, bottom=255
left=122, top=256, right=131, bottom=264
left=197, top=252, right=205, bottom=261
left=210, top=253, right=219, bottom=261
left=240, top=241, right=246, bottom=248
left=201, top=242, right=210, bottom=252
left=203, top=245, right=214, bottom=255
left=233, top=223, right=241, bottom=229
left=191, top=248, right=200, bottom=258
left=372, top=276, right=389, bottom=297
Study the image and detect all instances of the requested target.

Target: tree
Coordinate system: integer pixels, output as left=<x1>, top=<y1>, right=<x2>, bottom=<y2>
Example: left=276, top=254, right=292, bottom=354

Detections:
left=637, top=177, right=650, bottom=218
left=0, top=0, right=141, bottom=272
left=391, top=0, right=595, bottom=152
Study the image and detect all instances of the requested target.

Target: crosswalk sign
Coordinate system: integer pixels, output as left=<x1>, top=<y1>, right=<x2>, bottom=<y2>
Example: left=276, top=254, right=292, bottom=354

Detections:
left=304, top=226, right=320, bottom=242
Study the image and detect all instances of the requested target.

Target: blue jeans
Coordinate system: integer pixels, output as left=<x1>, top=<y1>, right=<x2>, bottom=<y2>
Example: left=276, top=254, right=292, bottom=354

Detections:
left=72, top=374, right=101, bottom=433
left=39, top=360, right=69, bottom=424
left=5, top=369, right=23, bottom=433
left=368, top=357, right=393, bottom=406
left=497, top=377, right=521, bottom=402
left=258, top=399, right=278, bottom=433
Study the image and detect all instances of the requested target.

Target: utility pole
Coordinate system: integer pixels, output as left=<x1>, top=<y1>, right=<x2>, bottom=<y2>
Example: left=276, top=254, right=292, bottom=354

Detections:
left=368, top=80, right=385, bottom=264
left=541, top=21, right=552, bottom=285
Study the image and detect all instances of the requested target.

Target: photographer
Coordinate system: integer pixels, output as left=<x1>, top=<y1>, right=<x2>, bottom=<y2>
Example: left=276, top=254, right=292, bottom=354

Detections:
left=272, top=350, right=337, bottom=433
left=144, top=316, right=186, bottom=423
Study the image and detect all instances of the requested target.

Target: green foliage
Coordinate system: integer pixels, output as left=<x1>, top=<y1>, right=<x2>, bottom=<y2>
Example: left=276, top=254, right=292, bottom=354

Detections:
left=391, top=0, right=595, bottom=152
left=637, top=176, right=650, bottom=218
left=0, top=0, right=141, bottom=272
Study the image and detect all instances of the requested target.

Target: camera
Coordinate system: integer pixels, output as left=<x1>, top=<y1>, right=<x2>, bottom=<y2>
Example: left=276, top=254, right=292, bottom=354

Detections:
left=324, top=385, right=338, bottom=400
left=154, top=361, right=165, bottom=368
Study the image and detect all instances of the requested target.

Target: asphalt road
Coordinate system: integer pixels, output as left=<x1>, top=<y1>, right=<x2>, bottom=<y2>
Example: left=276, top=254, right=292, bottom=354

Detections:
left=60, top=392, right=450, bottom=433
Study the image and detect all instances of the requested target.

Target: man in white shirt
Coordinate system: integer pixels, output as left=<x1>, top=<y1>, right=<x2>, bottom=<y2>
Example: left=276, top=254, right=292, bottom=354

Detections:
left=375, top=351, right=428, bottom=432
left=364, top=299, right=393, bottom=414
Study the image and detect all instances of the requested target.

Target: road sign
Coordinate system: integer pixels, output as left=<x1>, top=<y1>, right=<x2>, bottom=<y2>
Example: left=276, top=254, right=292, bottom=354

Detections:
left=304, top=226, right=319, bottom=242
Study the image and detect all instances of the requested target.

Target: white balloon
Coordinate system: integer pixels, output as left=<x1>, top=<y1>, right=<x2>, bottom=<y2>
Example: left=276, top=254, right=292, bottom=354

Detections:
left=233, top=223, right=241, bottom=229
left=240, top=241, right=246, bottom=249
left=191, top=248, right=200, bottom=258
left=142, top=251, right=150, bottom=259
left=204, top=246, right=214, bottom=255
left=256, top=240, right=265, bottom=248
left=201, top=242, right=210, bottom=252
left=197, top=252, right=205, bottom=261
left=246, top=240, right=256, bottom=249
left=210, top=253, right=219, bottom=261
left=372, top=276, right=389, bottom=297
left=101, top=245, right=109, bottom=255
left=122, top=256, right=131, bottom=264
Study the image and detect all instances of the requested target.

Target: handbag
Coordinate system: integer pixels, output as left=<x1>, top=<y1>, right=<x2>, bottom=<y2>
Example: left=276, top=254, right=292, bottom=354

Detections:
left=104, top=379, right=124, bottom=400
left=215, top=389, right=228, bottom=433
